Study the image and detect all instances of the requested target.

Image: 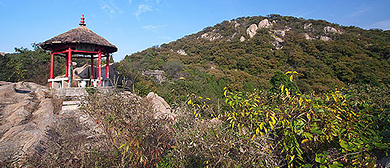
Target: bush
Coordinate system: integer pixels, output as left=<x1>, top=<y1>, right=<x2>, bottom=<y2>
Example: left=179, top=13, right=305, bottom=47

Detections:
left=28, top=90, right=175, bottom=167
left=222, top=83, right=389, bottom=167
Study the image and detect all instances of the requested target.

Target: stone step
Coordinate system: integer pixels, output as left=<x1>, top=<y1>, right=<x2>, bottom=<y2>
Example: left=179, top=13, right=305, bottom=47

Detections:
left=61, top=104, right=79, bottom=111
left=62, top=101, right=80, bottom=106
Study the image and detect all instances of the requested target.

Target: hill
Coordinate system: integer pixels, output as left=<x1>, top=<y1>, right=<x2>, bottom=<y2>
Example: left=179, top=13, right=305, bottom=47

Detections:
left=117, top=14, right=390, bottom=102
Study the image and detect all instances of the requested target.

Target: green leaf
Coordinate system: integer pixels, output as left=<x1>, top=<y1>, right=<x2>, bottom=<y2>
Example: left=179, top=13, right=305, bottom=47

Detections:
left=340, top=140, right=348, bottom=149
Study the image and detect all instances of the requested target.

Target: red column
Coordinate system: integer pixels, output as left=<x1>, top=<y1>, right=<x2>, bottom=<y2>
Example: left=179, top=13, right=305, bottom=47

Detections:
left=50, top=51, right=54, bottom=88
left=90, top=56, right=94, bottom=86
left=65, top=55, right=68, bottom=77
left=98, top=50, right=102, bottom=86
left=106, top=54, right=109, bottom=78
left=67, top=48, right=72, bottom=88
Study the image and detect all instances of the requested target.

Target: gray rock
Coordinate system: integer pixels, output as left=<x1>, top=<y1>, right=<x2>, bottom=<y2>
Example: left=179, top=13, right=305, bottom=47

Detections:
left=274, top=30, right=286, bottom=37
left=304, top=23, right=312, bottom=29
left=320, top=36, right=332, bottom=41
left=378, top=156, right=390, bottom=168
left=258, top=19, right=272, bottom=29
left=144, top=92, right=176, bottom=121
left=0, top=82, right=55, bottom=162
left=246, top=24, right=258, bottom=38
left=324, top=26, right=342, bottom=34
left=304, top=33, right=315, bottom=40
left=177, top=49, right=187, bottom=56
left=240, top=36, right=246, bottom=42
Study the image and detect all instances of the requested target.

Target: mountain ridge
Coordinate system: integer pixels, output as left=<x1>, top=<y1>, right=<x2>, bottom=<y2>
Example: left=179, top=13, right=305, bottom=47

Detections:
left=118, top=14, right=390, bottom=100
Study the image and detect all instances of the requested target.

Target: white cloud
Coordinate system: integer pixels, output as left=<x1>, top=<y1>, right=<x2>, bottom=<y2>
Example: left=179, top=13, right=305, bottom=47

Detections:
left=370, top=20, right=390, bottom=30
left=141, top=24, right=166, bottom=32
left=100, top=0, right=123, bottom=17
left=348, top=6, right=373, bottom=18
left=128, top=0, right=132, bottom=4
left=135, top=4, right=153, bottom=19
left=142, top=25, right=158, bottom=31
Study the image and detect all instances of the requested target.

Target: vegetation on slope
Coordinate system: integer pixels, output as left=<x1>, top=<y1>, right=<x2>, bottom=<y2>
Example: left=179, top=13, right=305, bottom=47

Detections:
left=117, top=14, right=390, bottom=103
left=26, top=77, right=389, bottom=167
left=1, top=14, right=389, bottom=167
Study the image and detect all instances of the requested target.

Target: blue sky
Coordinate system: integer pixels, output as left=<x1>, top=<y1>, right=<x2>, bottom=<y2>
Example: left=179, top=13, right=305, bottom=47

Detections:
left=0, top=0, right=389, bottom=61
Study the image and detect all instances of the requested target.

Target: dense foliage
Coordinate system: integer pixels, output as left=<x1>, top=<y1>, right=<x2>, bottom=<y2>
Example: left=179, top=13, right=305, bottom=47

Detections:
left=0, top=44, right=65, bottom=85
left=166, top=70, right=388, bottom=167
left=27, top=78, right=389, bottom=167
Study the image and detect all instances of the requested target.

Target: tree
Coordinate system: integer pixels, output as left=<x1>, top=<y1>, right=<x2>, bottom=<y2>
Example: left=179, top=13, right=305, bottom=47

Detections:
left=270, top=70, right=299, bottom=94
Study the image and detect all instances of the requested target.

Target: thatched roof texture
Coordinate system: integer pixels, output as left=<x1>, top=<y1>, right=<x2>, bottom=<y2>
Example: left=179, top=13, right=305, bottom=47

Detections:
left=40, top=26, right=117, bottom=53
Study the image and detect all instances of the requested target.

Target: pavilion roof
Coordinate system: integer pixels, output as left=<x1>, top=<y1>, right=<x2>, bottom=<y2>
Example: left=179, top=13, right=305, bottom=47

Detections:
left=40, top=25, right=117, bottom=53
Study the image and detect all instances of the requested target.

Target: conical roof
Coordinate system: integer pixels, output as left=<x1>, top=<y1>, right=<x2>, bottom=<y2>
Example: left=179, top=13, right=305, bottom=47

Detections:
left=41, top=23, right=117, bottom=53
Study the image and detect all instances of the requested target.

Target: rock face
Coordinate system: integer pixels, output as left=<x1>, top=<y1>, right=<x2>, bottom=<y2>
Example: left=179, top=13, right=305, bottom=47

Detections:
left=240, top=36, right=246, bottom=42
left=142, top=70, right=165, bottom=83
left=0, top=81, right=55, bottom=162
left=234, top=22, right=240, bottom=28
left=304, top=23, right=312, bottom=29
left=324, top=26, right=341, bottom=34
left=200, top=31, right=223, bottom=41
left=176, top=49, right=187, bottom=56
left=304, top=33, right=315, bottom=40
left=144, top=92, right=176, bottom=121
left=246, top=24, right=258, bottom=38
left=274, top=30, right=286, bottom=37
left=258, top=19, right=272, bottom=29
left=246, top=19, right=273, bottom=39
left=320, top=36, right=332, bottom=41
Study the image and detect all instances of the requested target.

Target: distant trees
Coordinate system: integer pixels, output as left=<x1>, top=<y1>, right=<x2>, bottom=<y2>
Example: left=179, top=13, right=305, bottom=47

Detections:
left=0, top=43, right=64, bottom=85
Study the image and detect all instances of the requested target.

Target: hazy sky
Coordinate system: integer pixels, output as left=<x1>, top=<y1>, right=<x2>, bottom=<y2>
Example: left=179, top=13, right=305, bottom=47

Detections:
left=0, top=0, right=389, bottom=61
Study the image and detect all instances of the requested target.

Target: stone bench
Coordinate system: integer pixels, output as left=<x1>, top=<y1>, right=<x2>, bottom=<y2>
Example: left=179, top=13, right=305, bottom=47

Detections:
left=48, top=78, right=69, bottom=88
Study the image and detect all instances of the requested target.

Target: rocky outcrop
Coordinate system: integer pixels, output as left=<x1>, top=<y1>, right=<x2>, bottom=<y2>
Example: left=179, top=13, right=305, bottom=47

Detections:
left=324, top=26, right=342, bottom=34
left=200, top=31, right=223, bottom=41
left=304, top=33, right=315, bottom=40
left=304, top=23, right=312, bottom=29
left=240, top=36, right=246, bottom=42
left=144, top=92, right=176, bottom=121
left=246, top=24, right=258, bottom=38
left=273, top=36, right=284, bottom=43
left=258, top=19, right=272, bottom=29
left=176, top=49, right=187, bottom=56
left=320, top=36, right=332, bottom=41
left=234, top=22, right=240, bottom=28
left=274, top=30, right=286, bottom=37
left=73, top=64, right=90, bottom=79
left=201, top=33, right=209, bottom=39
left=0, top=81, right=55, bottom=163
left=245, top=19, right=274, bottom=39
left=142, top=70, right=165, bottom=83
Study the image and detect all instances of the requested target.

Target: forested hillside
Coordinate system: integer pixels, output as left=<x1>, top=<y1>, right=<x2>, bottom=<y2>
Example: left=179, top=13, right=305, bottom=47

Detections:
left=1, top=14, right=389, bottom=167
left=118, top=14, right=390, bottom=103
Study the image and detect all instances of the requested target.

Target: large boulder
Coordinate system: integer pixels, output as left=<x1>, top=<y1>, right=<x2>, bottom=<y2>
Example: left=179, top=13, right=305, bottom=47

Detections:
left=320, top=36, right=332, bottom=41
left=144, top=92, right=176, bottom=121
left=324, top=26, right=341, bottom=34
left=304, top=23, right=312, bottom=29
left=258, top=19, right=272, bottom=29
left=246, top=24, right=258, bottom=38
left=176, top=49, right=188, bottom=56
left=0, top=82, right=55, bottom=163
left=240, top=36, right=246, bottom=42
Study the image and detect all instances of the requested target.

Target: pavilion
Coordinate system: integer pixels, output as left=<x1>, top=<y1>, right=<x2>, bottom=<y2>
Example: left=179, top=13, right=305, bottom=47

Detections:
left=40, top=15, right=118, bottom=88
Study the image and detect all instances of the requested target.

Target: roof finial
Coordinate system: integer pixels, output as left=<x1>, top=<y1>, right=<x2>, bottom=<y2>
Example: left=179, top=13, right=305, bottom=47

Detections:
left=79, top=14, right=86, bottom=26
